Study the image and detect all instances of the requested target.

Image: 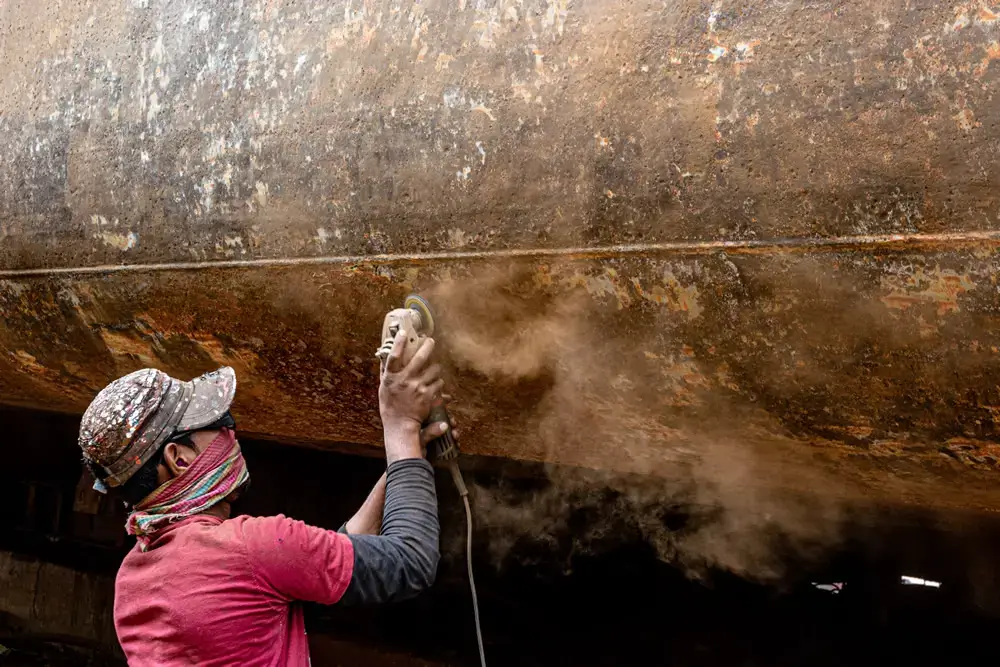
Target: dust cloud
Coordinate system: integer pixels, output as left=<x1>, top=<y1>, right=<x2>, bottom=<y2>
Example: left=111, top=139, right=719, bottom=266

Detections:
left=427, top=262, right=845, bottom=582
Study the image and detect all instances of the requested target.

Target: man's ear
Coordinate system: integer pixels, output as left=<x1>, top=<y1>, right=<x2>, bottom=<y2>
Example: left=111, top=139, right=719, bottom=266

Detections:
left=162, top=442, right=196, bottom=478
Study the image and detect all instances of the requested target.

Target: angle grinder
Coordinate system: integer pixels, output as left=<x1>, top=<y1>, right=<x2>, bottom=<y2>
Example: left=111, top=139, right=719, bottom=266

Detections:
left=375, top=295, right=460, bottom=467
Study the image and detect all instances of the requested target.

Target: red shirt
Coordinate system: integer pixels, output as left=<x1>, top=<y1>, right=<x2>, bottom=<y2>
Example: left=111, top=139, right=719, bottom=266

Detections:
left=114, top=514, right=355, bottom=666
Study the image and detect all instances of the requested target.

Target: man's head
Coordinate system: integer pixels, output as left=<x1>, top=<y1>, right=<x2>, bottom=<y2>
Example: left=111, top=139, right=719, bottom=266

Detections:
left=78, top=367, right=239, bottom=505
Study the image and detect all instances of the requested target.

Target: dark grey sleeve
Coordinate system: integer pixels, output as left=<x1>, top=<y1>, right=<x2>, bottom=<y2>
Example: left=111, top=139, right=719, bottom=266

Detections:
left=338, top=458, right=440, bottom=605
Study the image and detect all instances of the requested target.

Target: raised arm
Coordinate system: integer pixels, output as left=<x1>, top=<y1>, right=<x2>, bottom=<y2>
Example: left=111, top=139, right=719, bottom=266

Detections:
left=343, top=473, right=387, bottom=536
left=243, top=331, right=448, bottom=607
left=342, top=422, right=450, bottom=536
left=338, top=330, right=445, bottom=604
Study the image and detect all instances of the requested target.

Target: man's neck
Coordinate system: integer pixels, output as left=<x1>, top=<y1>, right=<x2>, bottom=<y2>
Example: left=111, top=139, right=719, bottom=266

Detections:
left=201, top=502, right=232, bottom=521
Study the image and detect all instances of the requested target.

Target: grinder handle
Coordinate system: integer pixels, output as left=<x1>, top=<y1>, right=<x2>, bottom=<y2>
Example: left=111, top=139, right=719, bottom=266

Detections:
left=426, top=400, right=459, bottom=463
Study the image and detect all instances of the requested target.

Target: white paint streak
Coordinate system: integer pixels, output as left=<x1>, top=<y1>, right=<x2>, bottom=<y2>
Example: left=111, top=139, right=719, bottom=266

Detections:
left=200, top=178, right=216, bottom=213
left=707, top=7, right=720, bottom=32
left=255, top=181, right=269, bottom=208
left=150, top=35, right=166, bottom=64
left=146, top=92, right=162, bottom=122
left=542, top=0, right=568, bottom=36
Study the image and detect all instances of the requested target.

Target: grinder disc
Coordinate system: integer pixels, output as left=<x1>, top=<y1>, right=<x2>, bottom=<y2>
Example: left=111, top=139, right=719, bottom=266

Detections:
left=404, top=294, right=435, bottom=336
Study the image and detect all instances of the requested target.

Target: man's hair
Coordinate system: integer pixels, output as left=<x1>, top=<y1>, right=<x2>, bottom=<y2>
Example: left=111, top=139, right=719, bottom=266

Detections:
left=119, top=446, right=167, bottom=508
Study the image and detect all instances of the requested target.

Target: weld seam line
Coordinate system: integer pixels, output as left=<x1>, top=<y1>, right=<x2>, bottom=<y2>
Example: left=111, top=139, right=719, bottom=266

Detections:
left=1, top=231, right=998, bottom=278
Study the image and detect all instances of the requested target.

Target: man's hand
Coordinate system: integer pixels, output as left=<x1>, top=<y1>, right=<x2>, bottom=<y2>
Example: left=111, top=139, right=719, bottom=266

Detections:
left=379, top=330, right=444, bottom=462
left=418, top=405, right=458, bottom=458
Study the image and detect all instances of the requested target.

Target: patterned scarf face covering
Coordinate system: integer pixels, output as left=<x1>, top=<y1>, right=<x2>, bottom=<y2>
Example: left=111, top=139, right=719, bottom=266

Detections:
left=126, top=428, right=250, bottom=551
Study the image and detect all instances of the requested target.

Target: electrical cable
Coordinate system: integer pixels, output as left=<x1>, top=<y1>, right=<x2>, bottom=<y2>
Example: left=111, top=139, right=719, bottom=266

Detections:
left=462, top=494, right=486, bottom=667
left=449, top=462, right=487, bottom=667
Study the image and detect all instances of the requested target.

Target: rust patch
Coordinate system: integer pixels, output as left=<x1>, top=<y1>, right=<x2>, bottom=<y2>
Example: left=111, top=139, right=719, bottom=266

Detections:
left=0, top=252, right=999, bottom=512
left=941, top=438, right=1000, bottom=470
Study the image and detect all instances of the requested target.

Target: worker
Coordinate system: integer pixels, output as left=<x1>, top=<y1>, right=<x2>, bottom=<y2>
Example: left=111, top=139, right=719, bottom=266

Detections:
left=76, top=330, right=448, bottom=666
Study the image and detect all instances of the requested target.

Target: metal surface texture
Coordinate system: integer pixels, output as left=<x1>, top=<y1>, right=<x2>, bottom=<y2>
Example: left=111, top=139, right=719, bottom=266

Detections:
left=2, top=1, right=1000, bottom=510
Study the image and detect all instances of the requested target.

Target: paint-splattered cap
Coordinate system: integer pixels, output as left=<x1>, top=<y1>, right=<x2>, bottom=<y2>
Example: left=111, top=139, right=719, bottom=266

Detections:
left=78, top=367, right=237, bottom=492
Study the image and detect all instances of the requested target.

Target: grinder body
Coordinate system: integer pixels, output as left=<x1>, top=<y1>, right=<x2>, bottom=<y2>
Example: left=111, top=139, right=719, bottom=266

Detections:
left=376, top=297, right=459, bottom=462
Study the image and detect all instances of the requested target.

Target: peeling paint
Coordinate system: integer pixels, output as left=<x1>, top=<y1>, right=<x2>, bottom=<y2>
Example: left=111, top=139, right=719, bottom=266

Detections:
left=435, top=53, right=454, bottom=71
left=446, top=229, right=468, bottom=248
left=95, top=231, right=138, bottom=251
left=631, top=272, right=704, bottom=320
left=735, top=40, right=760, bottom=62
left=564, top=268, right=633, bottom=310
left=89, top=216, right=137, bottom=251
left=707, top=45, right=728, bottom=62
left=881, top=267, right=976, bottom=315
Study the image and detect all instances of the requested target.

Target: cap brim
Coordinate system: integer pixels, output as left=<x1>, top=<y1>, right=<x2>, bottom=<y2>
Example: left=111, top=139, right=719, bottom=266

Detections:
left=175, top=367, right=237, bottom=431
